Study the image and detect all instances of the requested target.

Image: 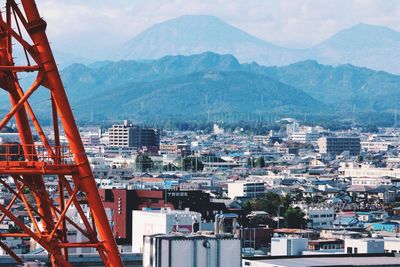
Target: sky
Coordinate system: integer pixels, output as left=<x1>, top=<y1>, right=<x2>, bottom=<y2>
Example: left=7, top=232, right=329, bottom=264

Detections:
left=31, top=0, right=400, bottom=59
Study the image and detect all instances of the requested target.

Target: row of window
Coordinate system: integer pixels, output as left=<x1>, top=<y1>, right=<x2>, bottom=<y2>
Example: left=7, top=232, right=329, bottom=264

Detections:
left=309, top=214, right=334, bottom=218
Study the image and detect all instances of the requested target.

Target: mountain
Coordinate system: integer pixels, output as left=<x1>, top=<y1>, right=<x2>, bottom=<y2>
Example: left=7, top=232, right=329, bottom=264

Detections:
left=59, top=52, right=242, bottom=100
left=246, top=60, right=400, bottom=113
left=308, top=23, right=400, bottom=74
left=120, top=16, right=400, bottom=73
left=8, top=52, right=400, bottom=124
left=71, top=71, right=326, bottom=122
left=120, top=15, right=300, bottom=66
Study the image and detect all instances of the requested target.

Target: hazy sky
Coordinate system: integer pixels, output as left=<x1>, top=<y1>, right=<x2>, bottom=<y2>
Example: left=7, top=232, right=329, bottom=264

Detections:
left=32, top=0, right=400, bottom=58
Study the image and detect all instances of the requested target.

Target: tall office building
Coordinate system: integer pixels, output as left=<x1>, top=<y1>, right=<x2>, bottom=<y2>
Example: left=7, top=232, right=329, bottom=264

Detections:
left=108, top=120, right=159, bottom=152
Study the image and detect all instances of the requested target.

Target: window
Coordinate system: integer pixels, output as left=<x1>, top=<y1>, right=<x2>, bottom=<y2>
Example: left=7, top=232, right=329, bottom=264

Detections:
left=347, top=247, right=353, bottom=254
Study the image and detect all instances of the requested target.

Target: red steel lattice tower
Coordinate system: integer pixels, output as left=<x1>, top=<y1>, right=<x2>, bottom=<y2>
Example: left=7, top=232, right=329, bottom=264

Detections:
left=0, top=1, right=124, bottom=266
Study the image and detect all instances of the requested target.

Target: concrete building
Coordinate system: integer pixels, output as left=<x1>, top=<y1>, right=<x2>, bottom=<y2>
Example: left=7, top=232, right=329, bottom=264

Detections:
left=108, top=120, right=159, bottom=152
left=270, top=237, right=308, bottom=256
left=291, top=131, right=320, bottom=144
left=318, top=137, right=361, bottom=156
left=299, top=206, right=335, bottom=228
left=227, top=180, right=266, bottom=199
left=132, top=208, right=202, bottom=253
left=143, top=233, right=240, bottom=267
left=159, top=143, right=191, bottom=156
left=384, top=238, right=400, bottom=253
left=340, top=162, right=400, bottom=178
left=352, top=177, right=392, bottom=187
left=345, top=238, right=384, bottom=254
left=361, top=141, right=391, bottom=152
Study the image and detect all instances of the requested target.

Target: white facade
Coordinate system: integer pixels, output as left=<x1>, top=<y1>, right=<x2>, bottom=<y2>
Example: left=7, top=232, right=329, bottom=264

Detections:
left=271, top=237, right=308, bottom=256
left=345, top=238, right=384, bottom=254
left=109, top=123, right=132, bottom=147
left=340, top=162, right=400, bottom=178
left=227, top=181, right=265, bottom=199
left=132, top=209, right=202, bottom=253
left=291, top=131, right=320, bottom=144
left=352, top=177, right=392, bottom=187
left=300, top=206, right=335, bottom=228
left=361, top=141, right=390, bottom=152
left=384, top=238, right=400, bottom=253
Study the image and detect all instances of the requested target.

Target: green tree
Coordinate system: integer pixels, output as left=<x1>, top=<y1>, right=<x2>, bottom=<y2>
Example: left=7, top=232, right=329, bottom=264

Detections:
left=256, top=157, right=266, bottom=168
left=252, top=192, right=282, bottom=216
left=182, top=157, right=204, bottom=171
left=163, top=163, right=177, bottom=171
left=135, top=154, right=153, bottom=172
left=247, top=157, right=255, bottom=168
left=283, top=207, right=306, bottom=229
left=242, top=200, right=253, bottom=213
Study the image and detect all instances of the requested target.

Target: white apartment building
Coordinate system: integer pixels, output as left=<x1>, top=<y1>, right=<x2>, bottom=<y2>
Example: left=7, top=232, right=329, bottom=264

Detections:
left=352, top=177, right=392, bottom=187
left=291, top=131, right=320, bottom=144
left=247, top=175, right=283, bottom=187
left=339, top=162, right=400, bottom=178
left=295, top=204, right=335, bottom=228
left=108, top=120, right=137, bottom=148
left=361, top=141, right=391, bottom=152
left=227, top=180, right=266, bottom=199
left=132, top=208, right=202, bottom=253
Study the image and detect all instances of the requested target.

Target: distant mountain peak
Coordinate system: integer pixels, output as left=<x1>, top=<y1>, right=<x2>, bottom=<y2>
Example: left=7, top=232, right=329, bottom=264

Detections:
left=317, top=22, right=400, bottom=48
left=115, top=15, right=400, bottom=73
left=120, top=14, right=287, bottom=63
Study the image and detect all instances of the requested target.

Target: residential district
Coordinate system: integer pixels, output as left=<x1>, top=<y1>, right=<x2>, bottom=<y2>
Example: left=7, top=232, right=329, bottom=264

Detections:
left=3, top=119, right=400, bottom=266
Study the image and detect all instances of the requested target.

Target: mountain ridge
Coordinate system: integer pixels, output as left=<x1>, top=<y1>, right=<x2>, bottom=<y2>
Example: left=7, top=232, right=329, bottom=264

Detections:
left=119, top=15, right=400, bottom=73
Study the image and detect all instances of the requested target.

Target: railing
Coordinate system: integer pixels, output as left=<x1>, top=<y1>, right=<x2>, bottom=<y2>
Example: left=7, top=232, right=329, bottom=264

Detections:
left=0, top=143, right=74, bottom=164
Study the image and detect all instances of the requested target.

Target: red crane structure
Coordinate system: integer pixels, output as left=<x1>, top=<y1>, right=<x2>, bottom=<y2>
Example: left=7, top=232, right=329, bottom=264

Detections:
left=0, top=1, right=124, bottom=266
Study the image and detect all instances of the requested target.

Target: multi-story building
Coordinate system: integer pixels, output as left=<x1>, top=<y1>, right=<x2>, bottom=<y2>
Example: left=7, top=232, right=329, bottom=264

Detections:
left=318, top=137, right=361, bottom=156
left=291, top=130, right=320, bottom=144
left=99, top=189, right=227, bottom=244
left=295, top=204, right=335, bottom=228
left=361, top=141, right=391, bottom=152
left=159, top=143, right=191, bottom=156
left=339, top=162, right=400, bottom=178
left=132, top=208, right=202, bottom=253
left=352, top=177, right=392, bottom=187
left=227, top=180, right=266, bottom=199
left=108, top=120, right=159, bottom=152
